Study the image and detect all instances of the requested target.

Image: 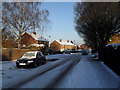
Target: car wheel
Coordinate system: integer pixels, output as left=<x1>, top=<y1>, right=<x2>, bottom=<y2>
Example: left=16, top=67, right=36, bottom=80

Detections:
left=41, top=60, right=46, bottom=65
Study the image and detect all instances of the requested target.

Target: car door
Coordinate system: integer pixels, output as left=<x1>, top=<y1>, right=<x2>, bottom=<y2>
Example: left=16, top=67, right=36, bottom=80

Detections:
left=39, top=52, right=46, bottom=64
left=39, top=52, right=44, bottom=60
left=36, top=52, right=41, bottom=63
left=37, top=52, right=43, bottom=63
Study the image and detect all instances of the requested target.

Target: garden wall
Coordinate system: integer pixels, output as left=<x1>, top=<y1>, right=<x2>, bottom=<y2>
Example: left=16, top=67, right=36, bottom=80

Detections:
left=2, top=48, right=38, bottom=61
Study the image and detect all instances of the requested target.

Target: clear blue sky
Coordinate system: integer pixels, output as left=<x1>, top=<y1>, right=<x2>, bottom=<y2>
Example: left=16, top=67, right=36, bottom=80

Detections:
left=40, top=2, right=84, bottom=45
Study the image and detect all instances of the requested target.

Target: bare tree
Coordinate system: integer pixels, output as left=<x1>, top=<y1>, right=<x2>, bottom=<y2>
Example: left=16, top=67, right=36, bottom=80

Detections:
left=74, top=2, right=120, bottom=51
left=2, top=2, right=49, bottom=48
left=2, top=28, right=17, bottom=48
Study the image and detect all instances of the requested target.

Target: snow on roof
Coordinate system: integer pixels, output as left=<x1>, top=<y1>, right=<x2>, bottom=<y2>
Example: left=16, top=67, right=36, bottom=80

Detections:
left=29, top=44, right=44, bottom=47
left=27, top=32, right=49, bottom=42
left=55, top=40, right=75, bottom=46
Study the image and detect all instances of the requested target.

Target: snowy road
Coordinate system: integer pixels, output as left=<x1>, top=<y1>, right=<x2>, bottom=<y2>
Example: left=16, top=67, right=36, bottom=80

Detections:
left=54, top=55, right=120, bottom=88
left=19, top=54, right=81, bottom=88
left=1, top=54, right=77, bottom=88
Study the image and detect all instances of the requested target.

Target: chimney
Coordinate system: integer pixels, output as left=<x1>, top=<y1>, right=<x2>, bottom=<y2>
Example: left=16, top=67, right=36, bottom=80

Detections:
left=67, top=40, right=69, bottom=43
left=33, top=32, right=36, bottom=35
left=60, top=39, right=62, bottom=42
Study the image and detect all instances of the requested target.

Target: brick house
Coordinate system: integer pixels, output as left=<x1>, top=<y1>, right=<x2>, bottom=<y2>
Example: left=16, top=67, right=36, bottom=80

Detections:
left=50, top=39, right=76, bottom=51
left=108, top=33, right=120, bottom=44
left=21, top=32, right=49, bottom=48
left=79, top=44, right=90, bottom=49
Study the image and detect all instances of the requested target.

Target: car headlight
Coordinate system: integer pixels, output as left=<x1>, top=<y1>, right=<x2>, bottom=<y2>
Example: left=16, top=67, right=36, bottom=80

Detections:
left=16, top=61, right=19, bottom=62
left=28, top=61, right=33, bottom=63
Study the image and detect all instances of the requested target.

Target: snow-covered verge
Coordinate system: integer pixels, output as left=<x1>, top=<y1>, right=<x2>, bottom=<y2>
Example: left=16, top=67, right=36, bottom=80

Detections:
left=100, top=61, right=120, bottom=88
left=89, top=53, right=119, bottom=78
left=1, top=54, right=71, bottom=88
left=100, top=61, right=119, bottom=79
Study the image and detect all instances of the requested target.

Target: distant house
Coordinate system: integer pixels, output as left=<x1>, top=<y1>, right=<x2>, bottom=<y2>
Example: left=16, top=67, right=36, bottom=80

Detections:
left=21, top=32, right=49, bottom=48
left=50, top=39, right=76, bottom=51
left=79, top=44, right=90, bottom=49
left=108, top=33, right=120, bottom=44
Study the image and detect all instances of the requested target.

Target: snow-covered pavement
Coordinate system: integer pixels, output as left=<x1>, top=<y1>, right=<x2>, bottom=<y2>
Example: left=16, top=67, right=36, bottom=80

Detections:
left=55, top=55, right=120, bottom=88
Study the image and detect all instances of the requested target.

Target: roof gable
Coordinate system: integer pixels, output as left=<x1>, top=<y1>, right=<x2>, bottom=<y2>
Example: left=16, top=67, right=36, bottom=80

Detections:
left=23, top=32, right=48, bottom=42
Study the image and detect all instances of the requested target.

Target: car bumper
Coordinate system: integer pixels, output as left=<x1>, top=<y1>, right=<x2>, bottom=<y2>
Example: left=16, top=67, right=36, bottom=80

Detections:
left=16, top=62, right=35, bottom=67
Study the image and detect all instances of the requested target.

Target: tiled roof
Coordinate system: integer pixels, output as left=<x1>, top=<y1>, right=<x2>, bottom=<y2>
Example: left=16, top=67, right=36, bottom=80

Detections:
left=27, top=32, right=48, bottom=42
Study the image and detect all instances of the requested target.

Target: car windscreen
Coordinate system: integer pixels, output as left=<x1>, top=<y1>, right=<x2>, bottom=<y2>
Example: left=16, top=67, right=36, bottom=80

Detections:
left=23, top=53, right=35, bottom=57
